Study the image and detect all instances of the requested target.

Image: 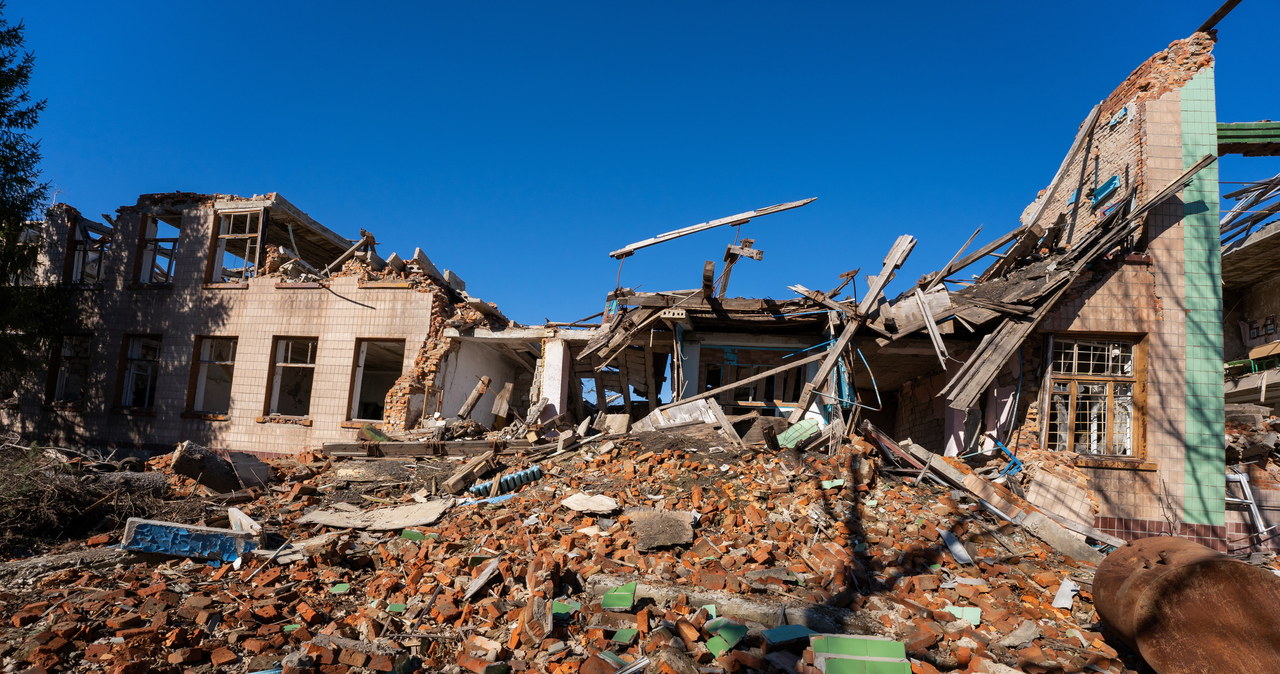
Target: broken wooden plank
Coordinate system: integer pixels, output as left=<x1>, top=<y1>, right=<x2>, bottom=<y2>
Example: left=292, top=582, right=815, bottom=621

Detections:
left=787, top=318, right=859, bottom=424
left=788, top=284, right=858, bottom=320
left=490, top=381, right=514, bottom=418
left=930, top=226, right=1025, bottom=284
left=914, top=288, right=950, bottom=369
left=608, top=198, right=816, bottom=259
left=456, top=376, right=492, bottom=419
left=718, top=239, right=761, bottom=298
left=701, top=260, right=716, bottom=299
left=923, top=225, right=982, bottom=291
left=856, top=235, right=916, bottom=315
left=787, top=236, right=915, bottom=423
left=444, top=450, right=498, bottom=494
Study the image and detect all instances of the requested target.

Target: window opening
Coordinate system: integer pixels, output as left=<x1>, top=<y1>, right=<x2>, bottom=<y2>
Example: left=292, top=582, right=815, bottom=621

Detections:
left=139, top=215, right=181, bottom=283
left=194, top=337, right=237, bottom=414
left=68, top=221, right=110, bottom=283
left=270, top=338, right=318, bottom=417
left=122, top=336, right=161, bottom=408
left=211, top=212, right=261, bottom=282
left=349, top=340, right=405, bottom=421
left=53, top=336, right=91, bottom=402
left=1046, top=337, right=1137, bottom=456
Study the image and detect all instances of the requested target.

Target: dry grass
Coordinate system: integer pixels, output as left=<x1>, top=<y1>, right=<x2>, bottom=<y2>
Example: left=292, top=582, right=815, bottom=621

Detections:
left=0, top=444, right=161, bottom=557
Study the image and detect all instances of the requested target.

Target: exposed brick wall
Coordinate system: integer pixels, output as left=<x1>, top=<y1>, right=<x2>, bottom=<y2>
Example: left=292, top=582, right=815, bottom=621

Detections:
left=892, top=371, right=948, bottom=450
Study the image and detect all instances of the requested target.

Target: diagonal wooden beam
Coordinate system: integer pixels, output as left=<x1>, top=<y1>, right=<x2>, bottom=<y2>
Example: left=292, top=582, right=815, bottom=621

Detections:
left=609, top=198, right=816, bottom=259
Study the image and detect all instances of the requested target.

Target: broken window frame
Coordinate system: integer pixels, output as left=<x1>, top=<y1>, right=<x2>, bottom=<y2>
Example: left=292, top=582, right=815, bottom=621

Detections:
left=190, top=336, right=237, bottom=415
left=136, top=215, right=181, bottom=284
left=66, top=221, right=110, bottom=285
left=267, top=337, right=319, bottom=418
left=208, top=210, right=263, bottom=283
left=119, top=335, right=162, bottom=410
left=49, top=335, right=92, bottom=404
left=1044, top=335, right=1144, bottom=460
left=347, top=339, right=406, bottom=422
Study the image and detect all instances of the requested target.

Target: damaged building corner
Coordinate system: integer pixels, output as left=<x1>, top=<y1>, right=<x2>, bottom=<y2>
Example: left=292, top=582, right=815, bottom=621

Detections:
left=4, top=10, right=1280, bottom=674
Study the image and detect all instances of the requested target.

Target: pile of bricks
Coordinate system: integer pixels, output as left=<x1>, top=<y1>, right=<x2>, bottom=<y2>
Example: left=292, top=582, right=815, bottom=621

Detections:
left=0, top=431, right=1151, bottom=673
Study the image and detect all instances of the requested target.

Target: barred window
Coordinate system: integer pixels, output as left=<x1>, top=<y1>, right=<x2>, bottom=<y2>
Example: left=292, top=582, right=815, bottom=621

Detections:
left=1046, top=337, right=1137, bottom=457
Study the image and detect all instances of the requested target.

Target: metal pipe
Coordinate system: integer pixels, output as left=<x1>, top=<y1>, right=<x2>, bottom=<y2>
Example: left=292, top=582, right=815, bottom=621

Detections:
left=1094, top=536, right=1280, bottom=673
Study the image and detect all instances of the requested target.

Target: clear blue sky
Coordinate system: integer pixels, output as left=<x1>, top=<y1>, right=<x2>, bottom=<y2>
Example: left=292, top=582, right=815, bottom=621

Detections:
left=12, top=1, right=1280, bottom=324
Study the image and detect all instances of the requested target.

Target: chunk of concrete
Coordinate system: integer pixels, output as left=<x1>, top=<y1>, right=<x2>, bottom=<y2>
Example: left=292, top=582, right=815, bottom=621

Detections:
left=628, top=509, right=694, bottom=551
left=296, top=499, right=453, bottom=530
left=561, top=493, right=619, bottom=514
left=170, top=441, right=241, bottom=493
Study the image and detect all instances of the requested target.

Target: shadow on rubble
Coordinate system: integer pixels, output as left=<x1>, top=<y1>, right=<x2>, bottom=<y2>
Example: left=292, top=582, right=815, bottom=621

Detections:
left=788, top=447, right=1159, bottom=674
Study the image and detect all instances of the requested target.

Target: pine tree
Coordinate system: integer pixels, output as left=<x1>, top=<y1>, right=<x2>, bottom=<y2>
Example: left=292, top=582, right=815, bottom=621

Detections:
left=0, top=2, right=57, bottom=396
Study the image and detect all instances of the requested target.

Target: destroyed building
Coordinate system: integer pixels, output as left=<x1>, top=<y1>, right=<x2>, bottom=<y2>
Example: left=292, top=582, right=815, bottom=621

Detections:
left=6, top=10, right=1280, bottom=674
left=442, top=30, right=1280, bottom=553
left=5, top=28, right=1278, bottom=557
left=1, top=192, right=528, bottom=454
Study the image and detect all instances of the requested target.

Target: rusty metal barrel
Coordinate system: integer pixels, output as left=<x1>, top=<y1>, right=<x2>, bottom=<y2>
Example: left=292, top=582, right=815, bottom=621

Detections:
left=1094, top=536, right=1280, bottom=673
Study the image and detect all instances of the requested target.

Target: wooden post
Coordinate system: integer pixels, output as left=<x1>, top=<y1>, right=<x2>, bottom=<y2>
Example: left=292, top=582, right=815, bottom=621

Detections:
left=456, top=376, right=492, bottom=419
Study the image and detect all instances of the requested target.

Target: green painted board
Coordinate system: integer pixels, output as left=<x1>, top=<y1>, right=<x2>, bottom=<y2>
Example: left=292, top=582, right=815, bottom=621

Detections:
left=552, top=600, right=581, bottom=616
left=706, top=619, right=747, bottom=649
left=943, top=605, right=981, bottom=626
left=778, top=419, right=821, bottom=449
left=707, top=635, right=732, bottom=657
left=602, top=582, right=637, bottom=611
left=611, top=628, right=638, bottom=644
left=763, top=624, right=816, bottom=647
left=330, top=583, right=351, bottom=594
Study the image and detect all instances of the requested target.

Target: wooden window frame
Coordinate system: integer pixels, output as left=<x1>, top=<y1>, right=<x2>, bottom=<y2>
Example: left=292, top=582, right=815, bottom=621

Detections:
left=1042, top=333, right=1153, bottom=470
left=206, top=209, right=266, bottom=283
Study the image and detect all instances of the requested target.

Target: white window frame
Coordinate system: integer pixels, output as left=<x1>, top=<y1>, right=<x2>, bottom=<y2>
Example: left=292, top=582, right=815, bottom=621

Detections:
left=269, top=338, right=318, bottom=417
left=139, top=215, right=180, bottom=284
left=194, top=337, right=237, bottom=414
left=121, top=336, right=162, bottom=409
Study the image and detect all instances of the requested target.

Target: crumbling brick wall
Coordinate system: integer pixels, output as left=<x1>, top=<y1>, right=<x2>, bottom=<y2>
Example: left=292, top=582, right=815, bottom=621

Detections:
left=1021, top=32, right=1216, bottom=250
left=377, top=276, right=502, bottom=432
